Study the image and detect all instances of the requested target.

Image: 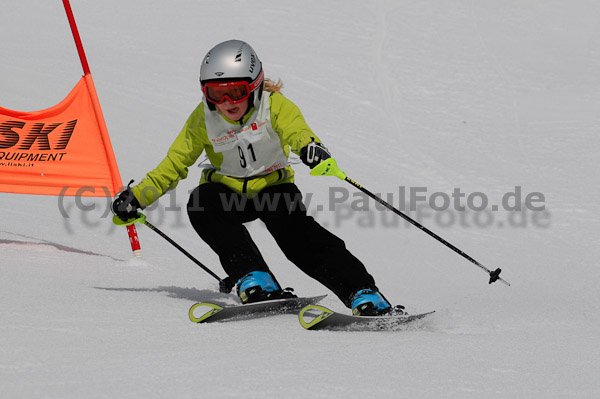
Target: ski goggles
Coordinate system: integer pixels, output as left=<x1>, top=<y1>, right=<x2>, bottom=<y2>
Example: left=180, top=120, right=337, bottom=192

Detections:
left=202, top=70, right=264, bottom=105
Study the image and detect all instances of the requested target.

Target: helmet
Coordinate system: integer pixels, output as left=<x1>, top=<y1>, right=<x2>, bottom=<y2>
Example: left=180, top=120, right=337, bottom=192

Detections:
left=200, top=40, right=264, bottom=111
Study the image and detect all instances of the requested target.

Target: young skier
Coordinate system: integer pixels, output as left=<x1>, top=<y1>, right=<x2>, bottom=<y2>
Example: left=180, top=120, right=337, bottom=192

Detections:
left=112, top=39, right=400, bottom=316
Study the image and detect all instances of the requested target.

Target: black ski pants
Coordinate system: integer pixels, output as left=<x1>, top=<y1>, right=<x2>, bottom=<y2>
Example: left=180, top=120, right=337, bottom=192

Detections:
left=187, top=182, right=376, bottom=307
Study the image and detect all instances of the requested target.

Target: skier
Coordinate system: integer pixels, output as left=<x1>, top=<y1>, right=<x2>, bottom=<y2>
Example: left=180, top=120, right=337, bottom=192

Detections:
left=112, top=39, right=400, bottom=316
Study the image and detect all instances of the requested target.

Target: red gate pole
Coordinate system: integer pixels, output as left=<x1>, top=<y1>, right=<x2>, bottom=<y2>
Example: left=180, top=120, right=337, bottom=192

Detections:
left=62, top=0, right=91, bottom=75
left=62, top=0, right=142, bottom=257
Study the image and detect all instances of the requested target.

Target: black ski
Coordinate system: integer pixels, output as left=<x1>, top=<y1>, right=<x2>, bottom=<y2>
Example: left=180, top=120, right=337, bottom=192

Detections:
left=299, top=304, right=435, bottom=331
left=189, top=295, right=327, bottom=323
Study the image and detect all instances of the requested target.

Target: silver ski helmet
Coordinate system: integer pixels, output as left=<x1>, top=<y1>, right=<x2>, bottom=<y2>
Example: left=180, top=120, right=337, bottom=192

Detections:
left=200, top=40, right=264, bottom=111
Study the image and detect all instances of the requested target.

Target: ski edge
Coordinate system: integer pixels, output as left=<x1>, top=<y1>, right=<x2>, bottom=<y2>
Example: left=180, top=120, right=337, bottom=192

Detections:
left=189, top=294, right=327, bottom=324
left=299, top=304, right=435, bottom=331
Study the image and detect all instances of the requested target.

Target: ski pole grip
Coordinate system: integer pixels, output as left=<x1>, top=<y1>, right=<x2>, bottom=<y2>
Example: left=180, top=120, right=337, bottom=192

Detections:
left=112, top=212, right=146, bottom=227
left=310, top=158, right=347, bottom=180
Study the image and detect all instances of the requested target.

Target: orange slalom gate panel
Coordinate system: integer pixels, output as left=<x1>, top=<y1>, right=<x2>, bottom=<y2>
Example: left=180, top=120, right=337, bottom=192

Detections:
left=0, top=75, right=122, bottom=197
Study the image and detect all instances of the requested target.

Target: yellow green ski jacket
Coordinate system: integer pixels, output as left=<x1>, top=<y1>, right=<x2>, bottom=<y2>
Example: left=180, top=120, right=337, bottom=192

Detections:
left=131, top=92, right=320, bottom=206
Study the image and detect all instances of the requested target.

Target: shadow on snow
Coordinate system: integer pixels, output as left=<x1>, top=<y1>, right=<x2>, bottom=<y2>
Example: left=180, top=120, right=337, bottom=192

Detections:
left=93, top=285, right=238, bottom=306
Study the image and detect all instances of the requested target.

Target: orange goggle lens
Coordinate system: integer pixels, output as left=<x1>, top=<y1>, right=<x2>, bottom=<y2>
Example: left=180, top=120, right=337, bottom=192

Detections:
left=203, top=81, right=250, bottom=104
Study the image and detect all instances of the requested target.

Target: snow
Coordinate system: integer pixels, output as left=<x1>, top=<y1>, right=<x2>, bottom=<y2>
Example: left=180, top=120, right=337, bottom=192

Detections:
left=2, top=0, right=600, bottom=397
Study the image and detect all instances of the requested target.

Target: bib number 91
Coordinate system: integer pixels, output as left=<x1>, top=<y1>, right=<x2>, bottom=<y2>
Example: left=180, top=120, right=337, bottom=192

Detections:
left=238, top=143, right=256, bottom=168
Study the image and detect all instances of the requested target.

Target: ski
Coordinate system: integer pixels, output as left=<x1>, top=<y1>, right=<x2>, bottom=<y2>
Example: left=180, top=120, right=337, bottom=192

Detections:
left=298, top=304, right=435, bottom=331
left=189, top=295, right=327, bottom=323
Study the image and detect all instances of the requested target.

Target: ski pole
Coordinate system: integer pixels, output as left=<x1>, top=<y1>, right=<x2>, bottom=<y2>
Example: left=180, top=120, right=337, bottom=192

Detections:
left=113, top=213, right=234, bottom=292
left=310, top=158, right=510, bottom=286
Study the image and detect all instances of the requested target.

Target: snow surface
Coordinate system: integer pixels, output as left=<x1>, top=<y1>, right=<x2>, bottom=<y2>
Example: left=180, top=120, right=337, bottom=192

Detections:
left=2, top=1, right=600, bottom=398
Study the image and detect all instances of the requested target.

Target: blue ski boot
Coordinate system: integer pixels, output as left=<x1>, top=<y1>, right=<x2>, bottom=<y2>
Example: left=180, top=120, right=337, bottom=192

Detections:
left=236, top=271, right=296, bottom=304
left=350, top=288, right=395, bottom=316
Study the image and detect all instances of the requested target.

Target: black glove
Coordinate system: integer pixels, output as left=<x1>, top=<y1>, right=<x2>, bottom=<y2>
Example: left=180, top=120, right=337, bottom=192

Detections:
left=111, top=186, right=142, bottom=221
left=300, top=139, right=331, bottom=169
